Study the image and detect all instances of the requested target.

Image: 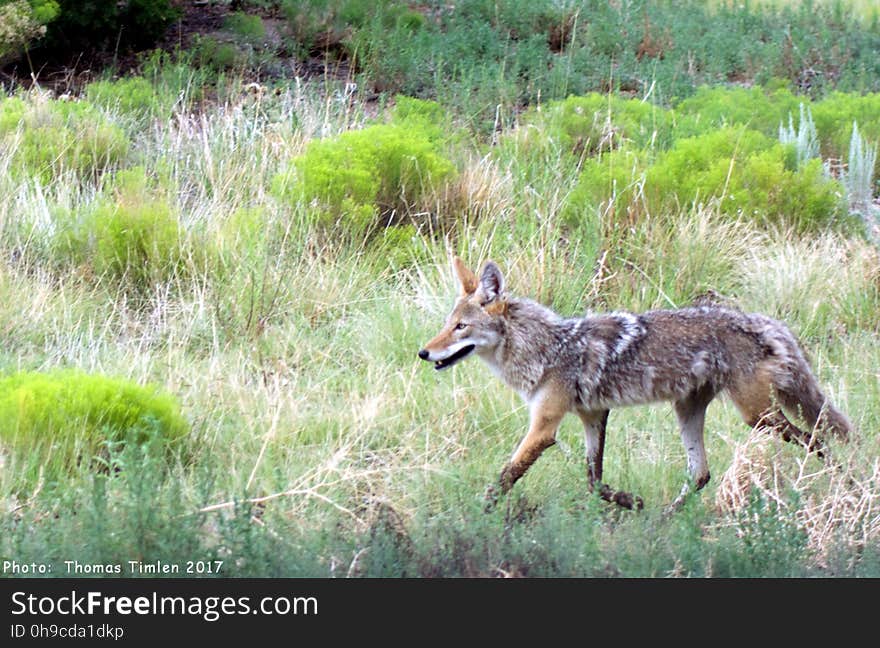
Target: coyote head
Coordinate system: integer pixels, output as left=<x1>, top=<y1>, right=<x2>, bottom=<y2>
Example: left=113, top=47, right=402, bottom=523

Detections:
left=418, top=257, right=507, bottom=370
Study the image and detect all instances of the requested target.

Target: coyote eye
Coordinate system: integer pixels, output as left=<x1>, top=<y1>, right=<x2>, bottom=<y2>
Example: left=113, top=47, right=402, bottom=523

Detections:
left=454, top=322, right=467, bottom=330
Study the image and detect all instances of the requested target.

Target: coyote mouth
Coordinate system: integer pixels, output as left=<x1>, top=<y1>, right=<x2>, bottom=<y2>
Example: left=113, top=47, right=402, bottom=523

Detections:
left=434, top=344, right=475, bottom=370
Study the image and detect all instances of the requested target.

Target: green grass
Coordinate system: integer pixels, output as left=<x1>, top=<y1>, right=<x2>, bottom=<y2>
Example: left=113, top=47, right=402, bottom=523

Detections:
left=1, top=24, right=879, bottom=576
left=270, top=0, right=880, bottom=134
left=714, top=0, right=879, bottom=22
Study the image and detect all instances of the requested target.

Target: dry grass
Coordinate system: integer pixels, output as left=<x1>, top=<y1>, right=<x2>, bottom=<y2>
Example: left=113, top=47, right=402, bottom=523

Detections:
left=737, top=232, right=880, bottom=337
left=716, top=429, right=880, bottom=562
left=428, top=153, right=515, bottom=229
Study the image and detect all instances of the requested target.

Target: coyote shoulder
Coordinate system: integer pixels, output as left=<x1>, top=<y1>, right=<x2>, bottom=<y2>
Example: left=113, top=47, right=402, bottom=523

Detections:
left=418, top=257, right=852, bottom=510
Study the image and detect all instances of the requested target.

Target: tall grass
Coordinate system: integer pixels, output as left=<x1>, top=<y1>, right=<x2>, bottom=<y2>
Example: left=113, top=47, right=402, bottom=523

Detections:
left=0, top=72, right=878, bottom=577
left=718, top=0, right=879, bottom=22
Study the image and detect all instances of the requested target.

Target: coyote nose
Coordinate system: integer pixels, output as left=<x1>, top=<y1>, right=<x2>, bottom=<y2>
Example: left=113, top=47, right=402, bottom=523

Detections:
left=418, top=349, right=429, bottom=360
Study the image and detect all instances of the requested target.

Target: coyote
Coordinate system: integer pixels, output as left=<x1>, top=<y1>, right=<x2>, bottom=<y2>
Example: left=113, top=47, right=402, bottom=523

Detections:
left=418, top=257, right=852, bottom=510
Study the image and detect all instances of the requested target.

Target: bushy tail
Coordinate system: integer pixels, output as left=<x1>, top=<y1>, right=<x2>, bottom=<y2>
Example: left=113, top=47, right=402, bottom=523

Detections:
left=775, top=368, right=852, bottom=440
left=765, top=325, right=853, bottom=441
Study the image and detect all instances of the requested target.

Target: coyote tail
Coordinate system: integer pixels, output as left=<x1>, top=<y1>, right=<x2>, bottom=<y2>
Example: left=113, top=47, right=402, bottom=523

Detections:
left=764, top=323, right=853, bottom=440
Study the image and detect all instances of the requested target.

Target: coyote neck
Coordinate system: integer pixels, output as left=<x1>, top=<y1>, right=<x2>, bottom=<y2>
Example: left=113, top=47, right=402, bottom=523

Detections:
left=478, top=298, right=565, bottom=399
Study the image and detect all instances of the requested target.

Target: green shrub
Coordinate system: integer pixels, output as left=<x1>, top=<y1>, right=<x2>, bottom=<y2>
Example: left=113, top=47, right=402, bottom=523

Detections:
left=193, top=34, right=245, bottom=71
left=525, top=93, right=672, bottom=155
left=672, top=85, right=801, bottom=139
left=54, top=167, right=188, bottom=291
left=0, top=369, right=188, bottom=486
left=0, top=94, right=129, bottom=183
left=225, top=10, right=266, bottom=44
left=811, top=92, right=880, bottom=165
left=276, top=114, right=456, bottom=229
left=644, top=127, right=845, bottom=231
left=389, top=95, right=449, bottom=138
left=85, top=76, right=167, bottom=119
left=739, top=154, right=846, bottom=231
left=43, top=0, right=179, bottom=51
left=566, top=147, right=645, bottom=227
left=393, top=8, right=426, bottom=32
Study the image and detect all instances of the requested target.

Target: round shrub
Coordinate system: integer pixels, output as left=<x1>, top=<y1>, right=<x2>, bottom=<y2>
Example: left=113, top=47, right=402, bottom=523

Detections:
left=0, top=94, right=129, bottom=183
left=53, top=167, right=190, bottom=292
left=390, top=95, right=448, bottom=131
left=193, top=34, right=245, bottom=71
left=225, top=10, right=267, bottom=45
left=0, top=370, right=188, bottom=486
left=672, top=85, right=801, bottom=139
left=523, top=93, right=672, bottom=155
left=91, top=199, right=181, bottom=286
left=85, top=76, right=167, bottom=119
left=276, top=118, right=456, bottom=229
left=644, top=126, right=845, bottom=231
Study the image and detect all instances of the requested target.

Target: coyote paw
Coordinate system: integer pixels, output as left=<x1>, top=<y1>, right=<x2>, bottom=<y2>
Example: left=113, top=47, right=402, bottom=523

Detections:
left=612, top=490, right=644, bottom=511
left=483, top=485, right=500, bottom=512
left=597, top=484, right=644, bottom=511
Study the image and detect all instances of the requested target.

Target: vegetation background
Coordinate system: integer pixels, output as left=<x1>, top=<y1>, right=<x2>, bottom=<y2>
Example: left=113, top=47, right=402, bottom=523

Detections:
left=0, top=0, right=878, bottom=577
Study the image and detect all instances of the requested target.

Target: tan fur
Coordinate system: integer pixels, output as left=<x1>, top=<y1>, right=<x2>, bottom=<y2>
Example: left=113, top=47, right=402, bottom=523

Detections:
left=453, top=256, right=477, bottom=295
left=484, top=300, right=509, bottom=317
left=727, top=363, right=777, bottom=427
left=422, top=326, right=456, bottom=356
left=419, top=257, right=853, bottom=511
left=501, top=379, right=569, bottom=489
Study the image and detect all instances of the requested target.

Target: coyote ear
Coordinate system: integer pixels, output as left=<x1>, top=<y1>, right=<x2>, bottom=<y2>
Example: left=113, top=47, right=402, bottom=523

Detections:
left=477, top=261, right=504, bottom=305
left=452, top=256, right=478, bottom=295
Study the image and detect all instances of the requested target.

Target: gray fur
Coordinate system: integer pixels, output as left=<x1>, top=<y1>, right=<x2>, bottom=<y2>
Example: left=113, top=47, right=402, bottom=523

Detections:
left=483, top=297, right=848, bottom=429
left=420, top=260, right=853, bottom=510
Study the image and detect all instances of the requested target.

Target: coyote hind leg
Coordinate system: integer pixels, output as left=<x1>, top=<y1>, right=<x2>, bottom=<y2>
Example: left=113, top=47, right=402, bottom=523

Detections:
left=669, top=384, right=715, bottom=512
left=580, top=409, right=608, bottom=487
left=578, top=409, right=643, bottom=511
left=759, top=409, right=826, bottom=458
left=728, top=369, right=827, bottom=458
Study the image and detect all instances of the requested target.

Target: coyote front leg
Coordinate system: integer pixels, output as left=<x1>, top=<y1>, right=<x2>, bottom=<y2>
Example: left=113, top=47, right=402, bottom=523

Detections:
left=579, top=409, right=643, bottom=510
left=485, top=386, right=567, bottom=510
